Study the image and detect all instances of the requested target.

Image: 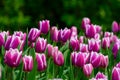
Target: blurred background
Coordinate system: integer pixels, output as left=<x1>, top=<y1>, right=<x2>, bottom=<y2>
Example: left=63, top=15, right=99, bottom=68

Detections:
left=0, top=0, right=120, bottom=32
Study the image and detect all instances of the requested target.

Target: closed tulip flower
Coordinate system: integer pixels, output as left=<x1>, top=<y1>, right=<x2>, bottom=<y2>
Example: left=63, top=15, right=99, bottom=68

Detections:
left=4, top=48, right=22, bottom=67
left=81, top=17, right=91, bottom=30
left=58, top=28, right=71, bottom=42
left=100, top=54, right=109, bottom=68
left=70, top=26, right=78, bottom=38
left=112, top=67, right=120, bottom=80
left=104, top=32, right=113, bottom=37
left=102, top=37, right=110, bottom=49
left=94, top=72, right=107, bottom=80
left=36, top=53, right=47, bottom=71
left=79, top=36, right=84, bottom=43
left=50, top=26, right=58, bottom=42
left=38, top=20, right=50, bottom=34
left=53, top=51, right=64, bottom=66
left=28, top=28, right=40, bottom=42
left=85, top=24, right=96, bottom=38
left=83, top=63, right=93, bottom=77
left=88, top=39, right=101, bottom=52
left=71, top=52, right=77, bottom=65
left=70, top=38, right=79, bottom=51
left=112, top=21, right=119, bottom=33
left=90, top=52, right=101, bottom=68
left=112, top=42, right=120, bottom=58
left=79, top=43, right=88, bottom=52
left=23, top=55, right=33, bottom=72
left=35, top=37, right=47, bottom=53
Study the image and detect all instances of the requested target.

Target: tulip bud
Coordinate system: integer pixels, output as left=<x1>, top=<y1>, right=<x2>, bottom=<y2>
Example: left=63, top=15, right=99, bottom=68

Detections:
left=70, top=26, right=77, bottom=38
left=50, top=26, right=58, bottom=42
left=4, top=48, right=22, bottom=67
left=90, top=52, right=101, bottom=68
left=76, top=52, right=86, bottom=67
left=112, top=21, right=119, bottom=33
left=85, top=24, right=96, bottom=38
left=79, top=36, right=84, bottom=43
left=104, top=32, right=113, bottom=37
left=81, top=17, right=91, bottom=30
left=95, top=72, right=107, bottom=80
left=102, top=37, right=110, bottom=49
left=112, top=42, right=120, bottom=58
left=79, top=43, right=88, bottom=52
left=70, top=38, right=79, bottom=51
left=28, top=28, right=40, bottom=42
left=35, top=37, right=47, bottom=53
left=23, top=55, right=33, bottom=72
left=71, top=52, right=77, bottom=65
left=110, top=35, right=118, bottom=43
left=88, top=39, right=101, bottom=52
left=100, top=54, right=109, bottom=68
left=95, top=25, right=102, bottom=33
left=58, top=28, right=71, bottom=42
left=83, top=63, right=93, bottom=77
left=112, top=67, right=120, bottom=80
left=38, top=20, right=50, bottom=34
left=53, top=51, right=64, bottom=66
left=47, top=44, right=54, bottom=57
left=36, top=53, right=47, bottom=71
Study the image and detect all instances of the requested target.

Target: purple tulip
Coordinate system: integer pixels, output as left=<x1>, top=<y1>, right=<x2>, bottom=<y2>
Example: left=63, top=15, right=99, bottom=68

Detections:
left=83, top=63, right=93, bottom=77
left=28, top=28, right=40, bottom=42
left=50, top=26, right=58, bottom=42
left=100, top=54, right=109, bottom=68
left=112, top=42, right=120, bottom=58
left=38, top=20, right=50, bottom=34
left=88, top=39, right=101, bottom=52
left=70, top=26, right=78, bottom=38
left=112, top=67, right=120, bottom=80
left=93, top=72, right=107, bottom=80
left=95, top=25, right=102, bottom=33
left=4, top=48, right=22, bottom=67
left=4, top=35, right=21, bottom=50
left=89, top=52, right=101, bottom=68
left=102, top=37, right=110, bottom=49
left=0, top=31, right=9, bottom=47
left=36, top=53, right=47, bottom=71
left=104, top=32, right=113, bottom=37
left=81, top=17, right=91, bottom=30
left=71, top=52, right=77, bottom=65
left=112, top=21, right=119, bottom=33
left=58, top=28, right=71, bottom=42
left=35, top=37, right=47, bottom=53
left=70, top=38, right=79, bottom=51
left=94, top=33, right=100, bottom=40
left=23, top=55, right=33, bottom=72
left=85, top=24, right=96, bottom=38
left=53, top=51, right=64, bottom=66
left=47, top=44, right=54, bottom=57
left=110, top=35, right=118, bottom=43
left=79, top=36, right=84, bottom=43
left=79, top=43, right=88, bottom=52
left=76, top=52, right=86, bottom=67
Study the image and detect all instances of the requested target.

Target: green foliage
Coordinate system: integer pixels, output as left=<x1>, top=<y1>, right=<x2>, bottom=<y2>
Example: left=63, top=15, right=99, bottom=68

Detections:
left=0, top=0, right=120, bottom=31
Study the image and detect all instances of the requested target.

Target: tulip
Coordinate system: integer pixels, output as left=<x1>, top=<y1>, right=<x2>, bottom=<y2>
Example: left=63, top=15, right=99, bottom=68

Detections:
left=110, top=35, right=118, bottom=43
left=71, top=52, right=77, bottom=65
left=70, top=26, right=77, bottom=38
left=90, top=52, right=101, bottom=68
left=83, top=63, right=93, bottom=77
left=112, top=42, right=119, bottom=58
left=85, top=24, right=96, bottom=38
left=23, top=55, right=33, bottom=72
left=79, top=36, right=84, bottom=43
left=100, top=54, right=109, bottom=68
left=35, top=37, right=47, bottom=53
left=50, top=26, right=58, bottom=42
left=76, top=52, right=86, bottom=67
left=36, top=53, right=47, bottom=71
left=79, top=43, right=88, bottom=52
left=38, top=20, right=50, bottom=34
left=94, top=72, right=107, bottom=80
left=70, top=38, right=79, bottom=51
left=4, top=48, right=22, bottom=67
left=112, top=67, right=120, bottom=80
left=0, top=31, right=9, bottom=47
left=94, top=33, right=100, bottom=40
left=102, top=37, right=110, bottom=49
left=116, top=62, right=120, bottom=68
left=58, top=28, right=71, bottom=42
left=95, top=25, right=102, bottom=33
left=104, top=32, right=113, bottom=37
left=53, top=51, right=64, bottom=66
left=81, top=17, right=91, bottom=30
left=88, top=39, right=101, bottom=52
left=4, top=35, right=21, bottom=50
left=112, top=21, right=119, bottom=33
left=28, top=28, right=40, bottom=42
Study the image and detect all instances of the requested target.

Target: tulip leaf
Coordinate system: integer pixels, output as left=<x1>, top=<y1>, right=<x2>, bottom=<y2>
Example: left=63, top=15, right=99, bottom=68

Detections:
left=27, top=48, right=37, bottom=80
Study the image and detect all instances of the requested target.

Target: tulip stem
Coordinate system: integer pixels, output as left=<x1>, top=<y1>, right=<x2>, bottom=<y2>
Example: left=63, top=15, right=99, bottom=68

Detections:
left=12, top=68, right=15, bottom=80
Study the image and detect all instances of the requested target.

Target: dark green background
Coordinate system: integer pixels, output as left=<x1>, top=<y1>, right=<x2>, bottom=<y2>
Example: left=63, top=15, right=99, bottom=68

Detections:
left=0, top=0, right=120, bottom=32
